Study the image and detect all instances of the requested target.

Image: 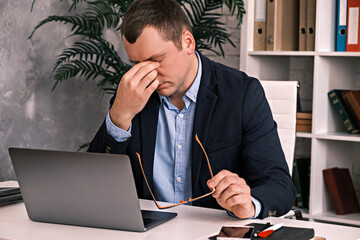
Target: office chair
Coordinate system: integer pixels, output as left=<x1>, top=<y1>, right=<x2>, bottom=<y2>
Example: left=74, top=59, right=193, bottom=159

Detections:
left=260, top=80, right=298, bottom=176
left=260, top=80, right=302, bottom=220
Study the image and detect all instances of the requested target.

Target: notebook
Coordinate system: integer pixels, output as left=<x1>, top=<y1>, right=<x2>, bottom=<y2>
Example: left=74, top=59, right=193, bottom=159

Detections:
left=246, top=223, right=314, bottom=240
left=9, top=148, right=177, bottom=232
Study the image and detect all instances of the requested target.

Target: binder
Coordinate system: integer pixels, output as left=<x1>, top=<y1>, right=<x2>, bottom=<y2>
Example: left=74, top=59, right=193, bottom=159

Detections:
left=346, top=0, right=360, bottom=51
left=299, top=0, right=307, bottom=51
left=266, top=0, right=300, bottom=51
left=254, top=0, right=267, bottom=51
left=266, top=0, right=275, bottom=50
left=306, top=0, right=316, bottom=51
left=336, top=0, right=348, bottom=51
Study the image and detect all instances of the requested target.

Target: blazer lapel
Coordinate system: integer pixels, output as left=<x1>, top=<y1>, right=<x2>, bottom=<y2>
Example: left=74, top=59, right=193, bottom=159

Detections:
left=139, top=93, right=160, bottom=199
left=191, top=53, right=218, bottom=195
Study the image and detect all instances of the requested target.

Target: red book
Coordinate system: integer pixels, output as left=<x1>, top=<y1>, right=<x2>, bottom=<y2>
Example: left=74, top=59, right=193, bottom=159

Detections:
left=347, top=0, right=360, bottom=51
left=323, top=168, right=360, bottom=215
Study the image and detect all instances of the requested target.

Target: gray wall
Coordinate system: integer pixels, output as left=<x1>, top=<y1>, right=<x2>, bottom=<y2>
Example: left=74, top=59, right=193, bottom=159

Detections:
left=0, top=1, right=111, bottom=180
left=0, top=1, right=241, bottom=181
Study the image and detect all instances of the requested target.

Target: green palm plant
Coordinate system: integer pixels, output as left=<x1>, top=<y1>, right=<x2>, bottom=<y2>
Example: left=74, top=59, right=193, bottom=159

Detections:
left=29, top=0, right=245, bottom=94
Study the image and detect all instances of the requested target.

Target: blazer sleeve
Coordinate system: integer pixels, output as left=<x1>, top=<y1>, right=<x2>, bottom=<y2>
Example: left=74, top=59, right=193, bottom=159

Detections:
left=240, top=78, right=296, bottom=219
left=87, top=95, right=130, bottom=154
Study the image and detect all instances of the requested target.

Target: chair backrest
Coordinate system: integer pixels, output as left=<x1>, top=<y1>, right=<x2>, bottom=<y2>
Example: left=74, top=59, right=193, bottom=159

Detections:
left=260, top=80, right=298, bottom=175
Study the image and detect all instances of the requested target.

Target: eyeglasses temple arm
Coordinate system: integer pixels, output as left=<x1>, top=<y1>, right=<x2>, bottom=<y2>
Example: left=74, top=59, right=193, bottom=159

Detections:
left=195, top=134, right=214, bottom=178
left=135, top=152, right=163, bottom=209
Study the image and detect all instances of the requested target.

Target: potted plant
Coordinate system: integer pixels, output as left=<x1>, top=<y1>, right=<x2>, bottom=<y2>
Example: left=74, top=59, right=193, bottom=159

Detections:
left=29, top=0, right=245, bottom=94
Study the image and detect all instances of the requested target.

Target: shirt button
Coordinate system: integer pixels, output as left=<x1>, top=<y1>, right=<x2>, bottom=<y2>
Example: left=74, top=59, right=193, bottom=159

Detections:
left=177, top=145, right=183, bottom=150
left=179, top=113, right=184, bottom=118
left=176, top=177, right=182, bottom=182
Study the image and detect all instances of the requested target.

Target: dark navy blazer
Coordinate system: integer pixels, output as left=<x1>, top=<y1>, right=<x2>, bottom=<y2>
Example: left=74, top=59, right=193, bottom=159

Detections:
left=88, top=53, right=296, bottom=219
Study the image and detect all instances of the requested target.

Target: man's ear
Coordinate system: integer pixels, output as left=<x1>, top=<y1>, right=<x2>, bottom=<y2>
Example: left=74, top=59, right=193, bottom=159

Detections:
left=182, top=30, right=196, bottom=55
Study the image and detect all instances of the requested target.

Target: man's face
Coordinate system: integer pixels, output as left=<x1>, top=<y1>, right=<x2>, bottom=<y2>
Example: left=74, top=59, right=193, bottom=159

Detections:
left=122, top=26, right=197, bottom=99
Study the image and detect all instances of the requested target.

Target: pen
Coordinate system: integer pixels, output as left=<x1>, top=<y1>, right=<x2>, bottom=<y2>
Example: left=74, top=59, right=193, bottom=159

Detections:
left=253, top=222, right=270, bottom=238
left=258, top=223, right=284, bottom=238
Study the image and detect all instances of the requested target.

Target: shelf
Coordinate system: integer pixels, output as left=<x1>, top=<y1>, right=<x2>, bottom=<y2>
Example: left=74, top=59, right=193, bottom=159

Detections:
left=249, top=51, right=360, bottom=57
left=248, top=51, right=315, bottom=56
left=315, top=132, right=360, bottom=142
left=241, top=0, right=360, bottom=228
left=318, top=52, right=360, bottom=57
left=312, top=211, right=360, bottom=227
left=296, top=132, right=313, bottom=138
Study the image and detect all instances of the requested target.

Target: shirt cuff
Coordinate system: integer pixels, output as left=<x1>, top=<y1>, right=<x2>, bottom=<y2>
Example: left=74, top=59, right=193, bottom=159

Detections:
left=105, top=112, right=132, bottom=142
left=227, top=197, right=262, bottom=219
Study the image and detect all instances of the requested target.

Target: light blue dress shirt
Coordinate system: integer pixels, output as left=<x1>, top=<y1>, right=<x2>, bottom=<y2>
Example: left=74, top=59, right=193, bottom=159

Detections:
left=105, top=52, right=261, bottom=218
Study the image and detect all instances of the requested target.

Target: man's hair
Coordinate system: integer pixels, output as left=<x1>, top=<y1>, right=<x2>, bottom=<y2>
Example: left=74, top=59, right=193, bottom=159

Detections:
left=121, top=0, right=192, bottom=50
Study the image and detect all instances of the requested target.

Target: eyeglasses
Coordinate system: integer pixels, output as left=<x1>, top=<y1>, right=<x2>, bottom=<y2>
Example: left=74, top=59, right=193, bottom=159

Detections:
left=136, top=134, right=215, bottom=209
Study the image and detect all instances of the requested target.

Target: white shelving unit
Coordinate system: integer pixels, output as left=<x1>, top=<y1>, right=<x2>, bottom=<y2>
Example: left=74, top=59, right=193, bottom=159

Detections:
left=240, top=0, right=360, bottom=226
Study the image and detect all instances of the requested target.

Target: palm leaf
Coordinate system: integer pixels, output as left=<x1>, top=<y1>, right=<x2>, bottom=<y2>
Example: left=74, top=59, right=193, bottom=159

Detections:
left=77, top=142, right=90, bottom=151
left=54, top=39, right=119, bottom=71
left=52, top=59, right=113, bottom=90
left=86, top=1, right=121, bottom=29
left=183, top=0, right=234, bottom=56
left=69, top=0, right=88, bottom=11
left=28, top=15, right=102, bottom=39
left=223, top=0, right=246, bottom=24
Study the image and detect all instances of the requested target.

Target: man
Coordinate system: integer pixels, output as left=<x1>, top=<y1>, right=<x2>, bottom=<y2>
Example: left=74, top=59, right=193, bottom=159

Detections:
left=88, top=0, right=296, bottom=219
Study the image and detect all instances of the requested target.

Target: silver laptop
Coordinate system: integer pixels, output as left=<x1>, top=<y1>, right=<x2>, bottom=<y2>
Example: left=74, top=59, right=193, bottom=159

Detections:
left=9, top=148, right=177, bottom=232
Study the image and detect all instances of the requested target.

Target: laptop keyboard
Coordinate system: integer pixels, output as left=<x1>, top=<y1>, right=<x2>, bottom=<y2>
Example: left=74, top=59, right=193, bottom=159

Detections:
left=143, top=217, right=159, bottom=226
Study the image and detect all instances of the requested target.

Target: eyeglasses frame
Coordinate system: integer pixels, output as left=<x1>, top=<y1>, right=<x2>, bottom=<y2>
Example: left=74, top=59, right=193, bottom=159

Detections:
left=136, top=134, right=215, bottom=209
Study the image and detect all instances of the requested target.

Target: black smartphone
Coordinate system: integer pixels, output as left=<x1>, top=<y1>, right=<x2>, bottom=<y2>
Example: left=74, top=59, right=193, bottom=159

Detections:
left=216, top=226, right=254, bottom=240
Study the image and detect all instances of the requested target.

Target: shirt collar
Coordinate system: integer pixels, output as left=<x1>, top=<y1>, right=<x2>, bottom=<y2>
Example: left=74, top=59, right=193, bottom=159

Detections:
left=159, top=51, right=202, bottom=107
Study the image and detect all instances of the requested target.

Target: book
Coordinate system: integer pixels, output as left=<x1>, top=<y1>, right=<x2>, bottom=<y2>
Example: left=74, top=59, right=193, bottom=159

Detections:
left=296, top=112, right=312, bottom=119
left=297, top=158, right=310, bottom=209
left=296, top=112, right=312, bottom=132
left=341, top=90, right=360, bottom=128
left=0, top=193, right=23, bottom=206
left=246, top=223, right=314, bottom=240
left=292, top=159, right=303, bottom=208
left=292, top=158, right=310, bottom=208
left=296, top=119, right=312, bottom=125
left=328, top=89, right=359, bottom=134
left=323, top=167, right=360, bottom=215
left=296, top=124, right=311, bottom=132
left=0, top=187, right=21, bottom=198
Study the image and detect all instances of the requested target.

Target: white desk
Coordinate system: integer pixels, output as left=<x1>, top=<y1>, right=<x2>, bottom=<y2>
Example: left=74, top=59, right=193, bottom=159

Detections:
left=1, top=181, right=359, bottom=240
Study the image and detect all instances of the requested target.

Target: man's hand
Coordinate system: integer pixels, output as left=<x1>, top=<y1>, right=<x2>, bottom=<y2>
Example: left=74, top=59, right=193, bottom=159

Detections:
left=207, top=170, right=255, bottom=219
left=109, top=61, right=160, bottom=130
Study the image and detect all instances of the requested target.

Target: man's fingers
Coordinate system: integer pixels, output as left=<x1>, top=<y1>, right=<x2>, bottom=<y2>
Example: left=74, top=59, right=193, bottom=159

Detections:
left=122, top=61, right=159, bottom=86
left=144, top=79, right=159, bottom=97
left=131, top=62, right=160, bottom=84
left=138, top=69, right=158, bottom=91
left=207, top=170, right=231, bottom=189
left=122, top=61, right=152, bottom=79
left=219, top=183, right=250, bottom=205
left=211, top=175, right=239, bottom=198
